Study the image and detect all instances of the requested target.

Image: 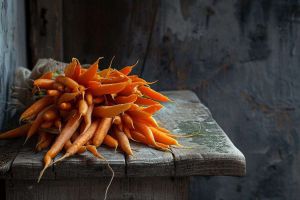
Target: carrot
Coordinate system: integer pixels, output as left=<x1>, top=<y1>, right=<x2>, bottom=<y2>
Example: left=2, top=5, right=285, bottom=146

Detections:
left=78, top=99, right=88, bottom=116
left=133, top=122, right=157, bottom=147
left=130, top=130, right=148, bottom=144
left=64, top=140, right=86, bottom=154
left=118, top=82, right=143, bottom=96
left=86, top=145, right=104, bottom=159
left=54, top=119, right=62, bottom=131
left=55, top=76, right=79, bottom=91
left=47, top=90, right=60, bottom=96
left=149, top=127, right=178, bottom=145
left=138, top=86, right=171, bottom=102
left=20, top=96, right=53, bottom=121
left=123, top=126, right=133, bottom=139
left=39, top=71, right=53, bottom=79
left=93, top=103, right=132, bottom=118
left=126, top=109, right=151, bottom=120
left=93, top=97, right=105, bottom=104
left=55, top=121, right=99, bottom=163
left=0, top=124, right=31, bottom=139
left=57, top=92, right=79, bottom=104
left=135, top=96, right=159, bottom=106
left=113, top=127, right=133, bottom=155
left=134, top=116, right=158, bottom=128
left=78, top=58, right=100, bottom=85
left=142, top=104, right=164, bottom=114
left=93, top=118, right=112, bottom=147
left=115, top=94, right=138, bottom=104
left=40, top=121, right=53, bottom=129
left=103, top=134, right=118, bottom=149
left=82, top=104, right=94, bottom=133
left=52, top=82, right=65, bottom=92
left=64, top=58, right=81, bottom=80
left=128, top=104, right=140, bottom=111
left=59, top=102, right=72, bottom=110
left=85, top=92, right=93, bottom=105
left=38, top=112, right=82, bottom=182
left=25, top=105, right=54, bottom=143
left=33, top=79, right=55, bottom=89
left=88, top=81, right=129, bottom=96
left=43, top=109, right=57, bottom=121
left=119, top=60, right=138, bottom=75
left=36, top=132, right=53, bottom=151
left=100, top=76, right=128, bottom=84
left=112, top=116, right=121, bottom=125
left=121, top=113, right=134, bottom=129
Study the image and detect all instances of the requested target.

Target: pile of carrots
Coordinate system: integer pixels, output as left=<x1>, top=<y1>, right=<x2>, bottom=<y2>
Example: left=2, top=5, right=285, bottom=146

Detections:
left=0, top=58, right=179, bottom=182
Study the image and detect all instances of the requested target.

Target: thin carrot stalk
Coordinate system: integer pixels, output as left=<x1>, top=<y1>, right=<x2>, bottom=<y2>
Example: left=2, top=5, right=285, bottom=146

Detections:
left=59, top=102, right=72, bottom=110
left=38, top=112, right=82, bottom=182
left=55, top=76, right=79, bottom=91
left=149, top=127, right=178, bottom=145
left=88, top=81, right=129, bottom=96
left=135, top=96, right=159, bottom=106
left=42, top=109, right=57, bottom=121
left=142, top=104, right=164, bottom=114
left=25, top=105, right=54, bottom=144
left=33, top=79, right=55, bottom=89
left=47, top=90, right=60, bottom=96
left=115, top=94, right=138, bottom=104
left=119, top=60, right=138, bottom=75
left=78, top=58, right=101, bottom=85
left=103, top=134, right=118, bottom=149
left=54, top=121, right=99, bottom=164
left=39, top=71, right=53, bottom=79
left=93, top=103, right=132, bottom=118
left=57, top=92, right=79, bottom=104
left=92, top=118, right=112, bottom=147
left=78, top=99, right=88, bottom=116
left=82, top=104, right=94, bottom=133
left=112, top=116, right=121, bottom=125
left=85, top=92, right=93, bottom=105
left=121, top=113, right=134, bottom=129
left=138, top=86, right=171, bottom=102
left=0, top=124, right=31, bottom=139
left=40, top=121, right=53, bottom=129
left=113, top=127, right=133, bottom=156
left=20, top=96, right=53, bottom=121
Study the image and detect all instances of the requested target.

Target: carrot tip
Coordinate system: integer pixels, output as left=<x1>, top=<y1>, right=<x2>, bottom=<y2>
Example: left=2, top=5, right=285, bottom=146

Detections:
left=53, top=153, right=70, bottom=165
left=37, top=164, right=49, bottom=183
left=23, top=136, right=30, bottom=145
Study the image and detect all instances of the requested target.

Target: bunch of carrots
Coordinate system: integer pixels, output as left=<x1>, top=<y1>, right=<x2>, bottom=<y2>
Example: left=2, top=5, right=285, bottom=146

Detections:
left=0, top=58, right=179, bottom=182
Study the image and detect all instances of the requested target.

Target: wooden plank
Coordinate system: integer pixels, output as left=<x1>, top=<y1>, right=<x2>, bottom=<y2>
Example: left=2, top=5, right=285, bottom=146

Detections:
left=126, top=142, right=174, bottom=177
left=28, top=0, right=63, bottom=67
left=12, top=144, right=125, bottom=179
left=156, top=90, right=246, bottom=176
left=6, top=177, right=188, bottom=200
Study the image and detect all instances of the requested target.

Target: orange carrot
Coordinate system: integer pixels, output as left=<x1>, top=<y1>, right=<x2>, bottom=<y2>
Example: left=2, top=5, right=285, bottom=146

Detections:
left=126, top=109, right=151, bottom=120
left=64, top=58, right=80, bottom=80
left=39, top=71, right=53, bottom=79
left=142, top=104, right=164, bottom=114
left=0, top=124, right=31, bottom=139
left=36, top=132, right=53, bottom=151
left=121, top=113, right=134, bottom=129
left=57, top=92, right=79, bottom=104
left=88, top=81, right=129, bottom=96
left=103, top=135, right=118, bottom=149
left=82, top=104, right=94, bottom=133
left=53, top=82, right=65, bottom=92
left=135, top=96, right=159, bottom=106
left=55, top=76, right=79, bottom=91
left=43, top=109, right=57, bottom=121
left=78, top=99, right=88, bottom=116
left=113, top=127, right=133, bottom=155
left=59, top=102, right=72, bottom=110
left=78, top=58, right=100, bottom=85
left=115, top=94, right=138, bottom=104
left=133, top=122, right=156, bottom=147
left=20, top=96, right=53, bottom=121
left=93, top=97, right=105, bottom=104
left=47, top=90, right=60, bottom=96
left=119, top=60, right=138, bottom=75
left=86, top=145, right=104, bottom=159
left=93, top=118, right=112, bottom=147
left=123, top=126, right=133, bottom=139
left=149, top=127, right=178, bottom=145
left=93, top=103, right=132, bottom=118
left=54, top=119, right=62, bottom=131
left=138, top=86, right=171, bottom=102
left=112, top=116, right=121, bottom=125
left=85, top=92, right=93, bottom=105
left=38, top=112, right=82, bottom=182
left=33, top=79, right=55, bottom=89
left=40, top=121, right=53, bottom=129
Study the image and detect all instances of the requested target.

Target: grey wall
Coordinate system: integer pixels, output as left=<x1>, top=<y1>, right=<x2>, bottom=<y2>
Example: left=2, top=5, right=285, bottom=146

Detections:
left=0, top=0, right=27, bottom=128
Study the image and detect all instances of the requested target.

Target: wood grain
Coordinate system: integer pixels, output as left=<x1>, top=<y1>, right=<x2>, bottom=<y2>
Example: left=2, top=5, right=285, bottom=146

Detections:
left=6, top=177, right=189, bottom=200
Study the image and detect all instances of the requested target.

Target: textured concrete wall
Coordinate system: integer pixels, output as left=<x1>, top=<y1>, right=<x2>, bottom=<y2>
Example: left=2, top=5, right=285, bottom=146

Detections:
left=0, top=0, right=27, bottom=128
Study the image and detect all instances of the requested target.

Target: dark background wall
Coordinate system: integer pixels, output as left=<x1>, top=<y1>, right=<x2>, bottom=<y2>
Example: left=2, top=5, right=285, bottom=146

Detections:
left=2, top=0, right=300, bottom=199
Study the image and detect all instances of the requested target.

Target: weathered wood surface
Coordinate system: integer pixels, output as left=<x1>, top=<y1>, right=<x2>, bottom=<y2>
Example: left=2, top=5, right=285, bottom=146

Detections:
left=7, top=90, right=245, bottom=179
left=6, top=177, right=188, bottom=200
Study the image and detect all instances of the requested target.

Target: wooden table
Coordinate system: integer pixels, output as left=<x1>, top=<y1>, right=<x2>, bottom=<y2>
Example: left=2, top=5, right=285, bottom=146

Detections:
left=0, top=90, right=245, bottom=200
